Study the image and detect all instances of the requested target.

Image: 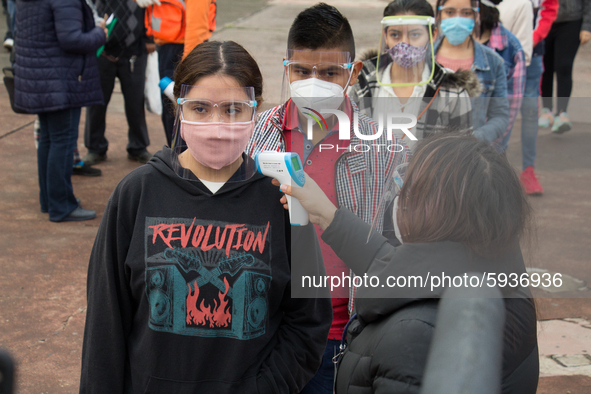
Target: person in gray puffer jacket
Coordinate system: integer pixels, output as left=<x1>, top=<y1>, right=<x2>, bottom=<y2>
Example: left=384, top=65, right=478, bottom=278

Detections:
left=14, top=0, right=106, bottom=222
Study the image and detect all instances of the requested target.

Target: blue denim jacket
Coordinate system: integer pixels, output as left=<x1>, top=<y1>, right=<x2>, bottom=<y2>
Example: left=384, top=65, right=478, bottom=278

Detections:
left=435, top=38, right=509, bottom=143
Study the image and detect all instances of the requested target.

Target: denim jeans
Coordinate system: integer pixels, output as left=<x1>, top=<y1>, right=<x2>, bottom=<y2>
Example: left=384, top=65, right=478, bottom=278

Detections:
left=4, top=0, right=15, bottom=39
left=300, top=339, right=339, bottom=394
left=38, top=108, right=81, bottom=221
left=499, top=55, right=543, bottom=169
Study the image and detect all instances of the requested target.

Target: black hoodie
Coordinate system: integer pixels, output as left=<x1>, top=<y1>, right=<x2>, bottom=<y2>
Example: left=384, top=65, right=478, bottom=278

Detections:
left=80, top=148, right=332, bottom=393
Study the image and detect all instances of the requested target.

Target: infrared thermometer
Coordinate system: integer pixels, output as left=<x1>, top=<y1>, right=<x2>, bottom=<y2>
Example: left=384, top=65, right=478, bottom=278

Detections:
left=255, top=152, right=309, bottom=226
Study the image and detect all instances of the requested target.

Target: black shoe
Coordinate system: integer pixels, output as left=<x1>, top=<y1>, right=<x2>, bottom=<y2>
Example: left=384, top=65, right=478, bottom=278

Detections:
left=128, top=151, right=153, bottom=164
left=82, top=152, right=107, bottom=166
left=50, top=207, right=96, bottom=222
left=73, top=161, right=102, bottom=176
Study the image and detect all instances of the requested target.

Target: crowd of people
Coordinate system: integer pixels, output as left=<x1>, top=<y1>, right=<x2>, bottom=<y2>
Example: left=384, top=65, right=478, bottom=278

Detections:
left=4, top=0, right=590, bottom=392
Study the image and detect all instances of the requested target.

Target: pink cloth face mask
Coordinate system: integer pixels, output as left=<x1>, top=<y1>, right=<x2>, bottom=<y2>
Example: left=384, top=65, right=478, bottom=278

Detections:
left=180, top=120, right=255, bottom=170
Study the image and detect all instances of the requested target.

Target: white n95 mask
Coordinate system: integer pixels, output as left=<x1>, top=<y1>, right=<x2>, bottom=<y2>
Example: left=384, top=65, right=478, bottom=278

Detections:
left=290, top=78, right=346, bottom=115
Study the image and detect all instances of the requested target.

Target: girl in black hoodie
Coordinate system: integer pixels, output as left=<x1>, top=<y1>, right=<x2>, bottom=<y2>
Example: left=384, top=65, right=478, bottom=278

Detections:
left=80, top=41, right=332, bottom=394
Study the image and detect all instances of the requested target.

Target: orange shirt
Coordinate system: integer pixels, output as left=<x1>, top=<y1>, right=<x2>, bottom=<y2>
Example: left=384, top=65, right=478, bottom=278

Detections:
left=183, top=0, right=214, bottom=58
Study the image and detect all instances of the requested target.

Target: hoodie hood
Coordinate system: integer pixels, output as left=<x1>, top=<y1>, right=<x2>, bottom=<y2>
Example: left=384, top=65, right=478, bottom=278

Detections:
left=148, top=146, right=265, bottom=198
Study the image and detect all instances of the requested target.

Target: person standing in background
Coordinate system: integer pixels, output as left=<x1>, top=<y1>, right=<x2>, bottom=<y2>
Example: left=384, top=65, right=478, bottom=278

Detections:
left=496, top=0, right=534, bottom=65
left=139, top=0, right=216, bottom=146
left=477, top=0, right=527, bottom=154
left=434, top=0, right=510, bottom=144
left=83, top=0, right=153, bottom=166
left=247, top=5, right=411, bottom=392
left=498, top=0, right=558, bottom=195
left=538, top=0, right=591, bottom=134
left=14, top=0, right=106, bottom=221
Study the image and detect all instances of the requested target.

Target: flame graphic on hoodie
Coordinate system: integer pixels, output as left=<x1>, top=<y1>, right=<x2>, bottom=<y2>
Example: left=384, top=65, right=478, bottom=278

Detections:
left=186, top=278, right=232, bottom=328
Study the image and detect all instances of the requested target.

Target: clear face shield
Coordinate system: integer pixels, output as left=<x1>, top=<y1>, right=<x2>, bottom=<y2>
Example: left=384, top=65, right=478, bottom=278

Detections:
left=367, top=162, right=408, bottom=243
left=281, top=49, right=353, bottom=127
left=377, top=16, right=436, bottom=88
left=171, top=85, right=258, bottom=182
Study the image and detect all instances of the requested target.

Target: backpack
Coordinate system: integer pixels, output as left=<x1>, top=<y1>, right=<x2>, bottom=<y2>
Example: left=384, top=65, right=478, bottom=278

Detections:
left=145, top=0, right=186, bottom=44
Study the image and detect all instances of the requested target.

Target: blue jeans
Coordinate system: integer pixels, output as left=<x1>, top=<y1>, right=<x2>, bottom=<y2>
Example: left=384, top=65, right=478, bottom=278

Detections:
left=38, top=108, right=81, bottom=221
left=300, top=339, right=339, bottom=394
left=501, top=55, right=542, bottom=169
left=5, top=0, right=15, bottom=39
left=521, top=55, right=543, bottom=169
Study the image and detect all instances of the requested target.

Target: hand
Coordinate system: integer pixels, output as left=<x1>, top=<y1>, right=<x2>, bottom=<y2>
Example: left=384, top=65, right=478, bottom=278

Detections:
left=146, top=43, right=157, bottom=54
left=94, top=15, right=105, bottom=27
left=581, top=30, right=591, bottom=45
left=100, top=15, right=108, bottom=38
left=136, top=0, right=161, bottom=8
left=271, top=174, right=338, bottom=231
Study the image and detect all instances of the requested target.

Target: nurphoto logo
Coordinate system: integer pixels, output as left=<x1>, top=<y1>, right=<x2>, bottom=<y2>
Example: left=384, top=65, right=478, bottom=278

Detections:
left=304, top=109, right=417, bottom=153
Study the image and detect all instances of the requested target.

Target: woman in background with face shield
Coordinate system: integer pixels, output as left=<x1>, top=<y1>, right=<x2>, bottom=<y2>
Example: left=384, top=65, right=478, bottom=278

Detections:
left=351, top=0, right=480, bottom=150
left=79, top=40, right=332, bottom=394
left=434, top=0, right=510, bottom=144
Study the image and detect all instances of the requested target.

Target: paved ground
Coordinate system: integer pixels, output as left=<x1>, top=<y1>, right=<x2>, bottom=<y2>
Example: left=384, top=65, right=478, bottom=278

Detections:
left=1, top=1, right=591, bottom=393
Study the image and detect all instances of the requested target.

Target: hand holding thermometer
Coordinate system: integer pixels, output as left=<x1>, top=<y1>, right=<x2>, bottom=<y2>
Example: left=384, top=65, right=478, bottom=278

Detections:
left=255, top=152, right=309, bottom=226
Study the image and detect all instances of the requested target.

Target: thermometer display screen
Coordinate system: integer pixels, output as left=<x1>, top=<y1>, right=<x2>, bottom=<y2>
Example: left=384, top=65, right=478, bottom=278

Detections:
left=291, top=156, right=301, bottom=171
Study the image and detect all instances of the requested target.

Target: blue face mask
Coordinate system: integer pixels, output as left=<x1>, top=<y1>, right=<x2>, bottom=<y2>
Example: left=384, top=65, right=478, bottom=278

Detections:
left=440, top=17, right=475, bottom=46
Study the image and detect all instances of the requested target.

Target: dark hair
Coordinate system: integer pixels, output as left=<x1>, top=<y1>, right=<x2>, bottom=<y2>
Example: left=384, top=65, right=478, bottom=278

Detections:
left=384, top=0, right=434, bottom=18
left=479, top=2, right=500, bottom=32
left=173, top=41, right=263, bottom=103
left=287, top=3, right=356, bottom=60
left=396, top=133, right=532, bottom=256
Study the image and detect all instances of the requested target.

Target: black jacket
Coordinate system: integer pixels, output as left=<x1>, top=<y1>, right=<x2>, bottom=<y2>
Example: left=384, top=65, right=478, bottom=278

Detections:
left=80, top=148, right=332, bottom=393
left=14, top=0, right=105, bottom=113
left=322, top=209, right=538, bottom=394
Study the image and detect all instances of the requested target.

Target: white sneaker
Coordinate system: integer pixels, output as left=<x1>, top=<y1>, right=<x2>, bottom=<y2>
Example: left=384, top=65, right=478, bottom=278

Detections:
left=3, top=38, right=14, bottom=50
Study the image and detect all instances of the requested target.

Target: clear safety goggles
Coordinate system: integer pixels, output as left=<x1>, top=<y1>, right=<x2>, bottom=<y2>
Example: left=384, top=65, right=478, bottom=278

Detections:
left=283, top=49, right=353, bottom=86
left=376, top=16, right=436, bottom=87
left=437, top=6, right=479, bottom=19
left=177, top=98, right=257, bottom=123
